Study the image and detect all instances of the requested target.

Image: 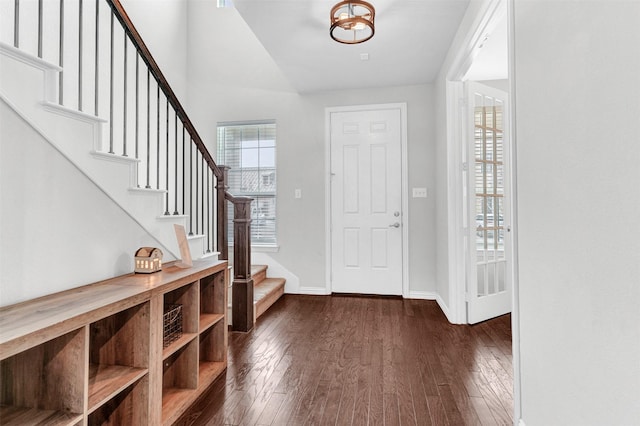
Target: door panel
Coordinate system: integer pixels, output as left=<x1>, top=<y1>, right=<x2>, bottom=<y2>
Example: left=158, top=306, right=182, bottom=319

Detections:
left=330, top=108, right=403, bottom=295
left=467, top=82, right=512, bottom=323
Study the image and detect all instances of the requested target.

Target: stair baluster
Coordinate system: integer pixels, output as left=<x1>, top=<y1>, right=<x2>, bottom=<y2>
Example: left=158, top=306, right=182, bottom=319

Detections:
left=1, top=0, right=259, bottom=323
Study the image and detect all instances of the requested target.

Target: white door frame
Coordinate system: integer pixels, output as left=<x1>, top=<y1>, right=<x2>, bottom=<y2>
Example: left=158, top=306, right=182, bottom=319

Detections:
left=324, top=103, right=409, bottom=297
left=443, top=0, right=521, bottom=423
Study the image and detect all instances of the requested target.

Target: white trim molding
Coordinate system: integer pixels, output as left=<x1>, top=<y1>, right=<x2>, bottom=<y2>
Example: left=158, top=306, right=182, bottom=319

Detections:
left=1, top=42, right=61, bottom=103
left=0, top=42, right=62, bottom=72
left=407, top=291, right=437, bottom=300
left=298, top=286, right=331, bottom=296
left=507, top=0, right=522, bottom=422
left=436, top=293, right=454, bottom=324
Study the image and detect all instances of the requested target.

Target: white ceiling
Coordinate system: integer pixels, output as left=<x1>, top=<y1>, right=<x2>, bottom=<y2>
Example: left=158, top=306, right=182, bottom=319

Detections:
left=233, top=0, right=471, bottom=93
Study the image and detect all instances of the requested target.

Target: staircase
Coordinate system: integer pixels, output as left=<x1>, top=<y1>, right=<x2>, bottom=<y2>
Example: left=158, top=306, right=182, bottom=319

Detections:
left=252, top=265, right=286, bottom=321
left=0, top=0, right=283, bottom=331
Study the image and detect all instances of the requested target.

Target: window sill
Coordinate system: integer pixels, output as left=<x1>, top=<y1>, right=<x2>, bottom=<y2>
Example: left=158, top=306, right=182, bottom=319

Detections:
left=228, top=243, right=279, bottom=253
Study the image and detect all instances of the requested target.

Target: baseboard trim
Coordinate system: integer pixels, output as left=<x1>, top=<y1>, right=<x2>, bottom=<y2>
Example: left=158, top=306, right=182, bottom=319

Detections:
left=435, top=293, right=456, bottom=324
left=297, top=286, right=330, bottom=296
left=406, top=291, right=437, bottom=300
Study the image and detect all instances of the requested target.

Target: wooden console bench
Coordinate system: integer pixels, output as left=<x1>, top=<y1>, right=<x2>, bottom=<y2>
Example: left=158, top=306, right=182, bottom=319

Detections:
left=0, top=258, right=228, bottom=425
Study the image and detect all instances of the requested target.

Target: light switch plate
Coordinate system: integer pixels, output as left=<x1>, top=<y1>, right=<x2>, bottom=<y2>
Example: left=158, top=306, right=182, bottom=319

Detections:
left=412, top=187, right=428, bottom=198
left=295, top=189, right=302, bottom=199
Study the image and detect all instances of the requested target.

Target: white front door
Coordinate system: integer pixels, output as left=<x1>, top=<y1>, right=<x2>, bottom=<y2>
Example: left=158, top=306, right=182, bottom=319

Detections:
left=329, top=107, right=403, bottom=295
left=466, top=82, right=512, bottom=324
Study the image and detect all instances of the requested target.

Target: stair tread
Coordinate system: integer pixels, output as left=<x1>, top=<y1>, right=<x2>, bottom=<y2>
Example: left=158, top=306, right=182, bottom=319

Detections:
left=251, top=264, right=268, bottom=274
left=253, top=278, right=286, bottom=302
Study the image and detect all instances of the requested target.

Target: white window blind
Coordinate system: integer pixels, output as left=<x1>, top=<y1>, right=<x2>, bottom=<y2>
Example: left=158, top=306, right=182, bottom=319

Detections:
left=217, top=0, right=234, bottom=8
left=217, top=121, right=277, bottom=246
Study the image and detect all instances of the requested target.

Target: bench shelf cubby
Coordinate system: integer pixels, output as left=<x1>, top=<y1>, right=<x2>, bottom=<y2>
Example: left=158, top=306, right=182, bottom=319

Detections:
left=0, top=258, right=228, bottom=426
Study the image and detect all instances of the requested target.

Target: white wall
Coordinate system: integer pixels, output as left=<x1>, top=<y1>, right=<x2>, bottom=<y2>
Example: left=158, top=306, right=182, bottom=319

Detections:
left=121, top=0, right=189, bottom=102
left=0, top=100, right=169, bottom=306
left=183, top=2, right=438, bottom=294
left=514, top=1, right=640, bottom=424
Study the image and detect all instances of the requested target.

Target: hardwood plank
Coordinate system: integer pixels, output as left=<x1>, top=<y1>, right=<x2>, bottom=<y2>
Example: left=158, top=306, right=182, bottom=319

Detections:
left=469, top=395, right=499, bottom=426
left=438, top=384, right=466, bottom=426
left=381, top=301, right=400, bottom=426
left=403, top=330, right=432, bottom=425
left=176, top=296, right=513, bottom=426
left=351, top=361, right=372, bottom=425
left=171, top=375, right=227, bottom=426
left=390, top=300, right=417, bottom=426
left=366, top=339, right=384, bottom=426
left=471, top=372, right=513, bottom=425
left=272, top=299, right=335, bottom=424
left=318, top=362, right=346, bottom=425
left=226, top=348, right=292, bottom=424
left=254, top=392, right=286, bottom=426
left=426, top=395, right=449, bottom=426
left=236, top=354, right=292, bottom=426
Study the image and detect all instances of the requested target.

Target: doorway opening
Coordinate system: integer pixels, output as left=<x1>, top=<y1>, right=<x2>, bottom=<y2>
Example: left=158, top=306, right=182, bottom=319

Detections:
left=443, top=0, right=520, bottom=421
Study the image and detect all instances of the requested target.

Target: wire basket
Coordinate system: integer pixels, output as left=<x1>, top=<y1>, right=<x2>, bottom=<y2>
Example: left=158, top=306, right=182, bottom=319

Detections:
left=163, top=304, right=183, bottom=347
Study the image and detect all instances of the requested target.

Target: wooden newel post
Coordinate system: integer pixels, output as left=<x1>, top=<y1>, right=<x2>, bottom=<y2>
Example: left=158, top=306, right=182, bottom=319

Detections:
left=216, top=166, right=230, bottom=260
left=232, top=196, right=254, bottom=332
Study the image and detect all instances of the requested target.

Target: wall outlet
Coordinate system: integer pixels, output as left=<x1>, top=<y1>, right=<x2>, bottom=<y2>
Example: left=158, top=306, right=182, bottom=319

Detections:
left=412, top=187, right=428, bottom=198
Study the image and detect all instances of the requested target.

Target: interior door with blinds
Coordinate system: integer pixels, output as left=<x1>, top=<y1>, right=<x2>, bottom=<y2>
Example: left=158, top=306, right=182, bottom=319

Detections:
left=466, top=82, right=512, bottom=324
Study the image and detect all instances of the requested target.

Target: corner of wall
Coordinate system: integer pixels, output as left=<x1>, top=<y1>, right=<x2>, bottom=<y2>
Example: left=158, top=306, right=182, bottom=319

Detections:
left=435, top=292, right=455, bottom=324
left=251, top=251, right=302, bottom=294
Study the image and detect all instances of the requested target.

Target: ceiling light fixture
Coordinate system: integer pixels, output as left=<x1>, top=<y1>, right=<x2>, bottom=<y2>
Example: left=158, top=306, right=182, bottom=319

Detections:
left=330, top=1, right=375, bottom=45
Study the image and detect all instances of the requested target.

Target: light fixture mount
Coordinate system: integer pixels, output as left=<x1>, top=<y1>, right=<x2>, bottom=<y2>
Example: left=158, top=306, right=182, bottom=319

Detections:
left=330, top=1, right=375, bottom=45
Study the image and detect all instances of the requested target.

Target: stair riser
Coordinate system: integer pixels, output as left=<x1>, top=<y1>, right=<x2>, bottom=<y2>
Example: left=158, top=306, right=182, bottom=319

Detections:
left=252, top=269, right=267, bottom=286
left=255, top=284, right=285, bottom=320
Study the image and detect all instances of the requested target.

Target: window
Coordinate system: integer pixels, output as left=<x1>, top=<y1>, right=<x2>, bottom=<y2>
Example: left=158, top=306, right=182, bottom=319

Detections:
left=217, top=121, right=277, bottom=246
left=216, top=0, right=234, bottom=8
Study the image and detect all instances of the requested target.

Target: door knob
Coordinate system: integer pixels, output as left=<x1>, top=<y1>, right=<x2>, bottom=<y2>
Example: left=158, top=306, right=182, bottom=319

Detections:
left=389, top=222, right=400, bottom=228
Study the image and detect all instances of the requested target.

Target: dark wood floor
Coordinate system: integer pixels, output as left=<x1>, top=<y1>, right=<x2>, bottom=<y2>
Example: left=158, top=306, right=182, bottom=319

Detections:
left=177, top=295, right=513, bottom=426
